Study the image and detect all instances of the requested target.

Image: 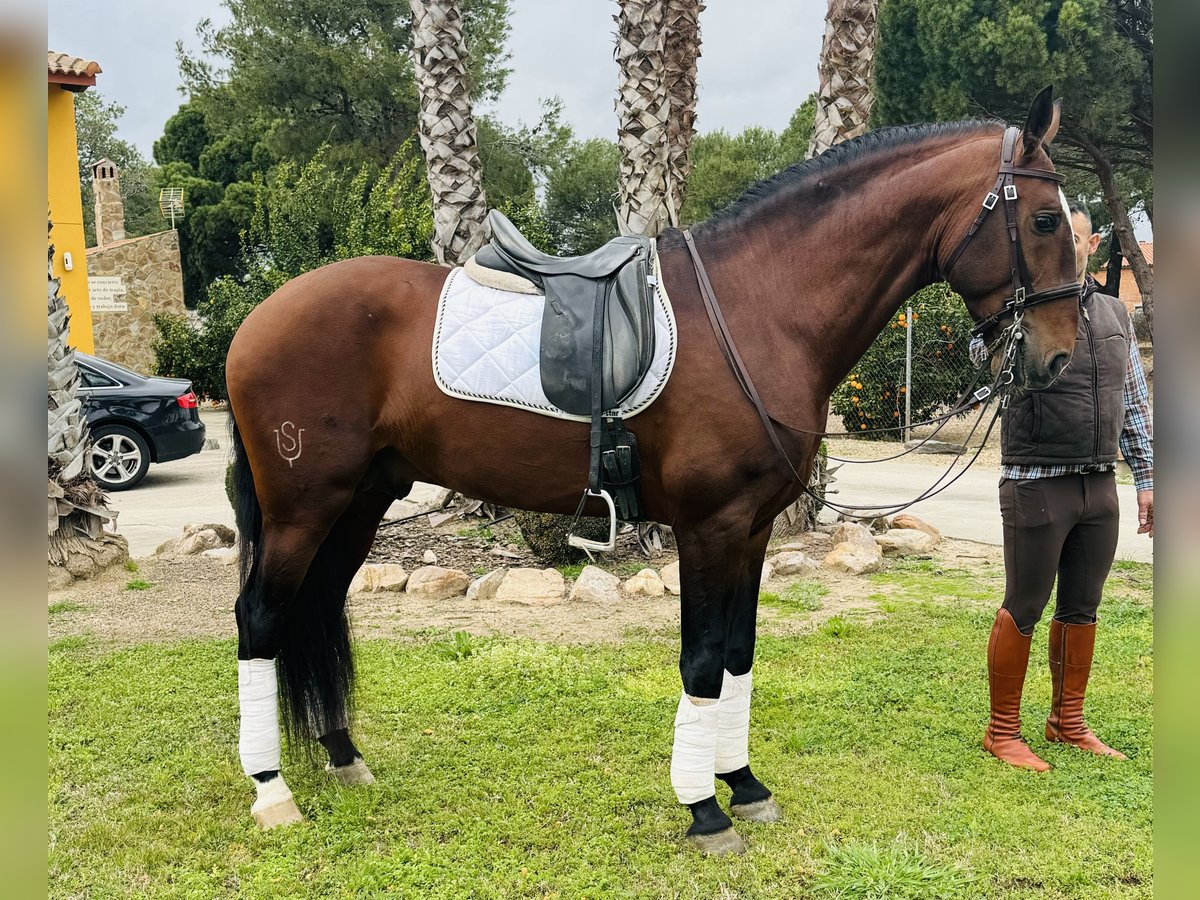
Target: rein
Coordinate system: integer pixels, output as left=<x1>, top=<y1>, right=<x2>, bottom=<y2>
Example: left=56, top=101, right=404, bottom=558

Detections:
left=680, top=125, right=1079, bottom=520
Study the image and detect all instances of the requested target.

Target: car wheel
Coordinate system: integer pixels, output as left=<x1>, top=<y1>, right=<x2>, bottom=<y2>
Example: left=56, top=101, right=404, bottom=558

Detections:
left=89, top=425, right=151, bottom=491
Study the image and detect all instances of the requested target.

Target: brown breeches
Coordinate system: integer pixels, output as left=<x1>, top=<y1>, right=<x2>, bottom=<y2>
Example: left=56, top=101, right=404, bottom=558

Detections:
left=998, top=472, right=1121, bottom=634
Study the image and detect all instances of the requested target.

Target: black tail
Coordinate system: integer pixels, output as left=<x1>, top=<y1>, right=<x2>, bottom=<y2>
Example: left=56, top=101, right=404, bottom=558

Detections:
left=229, top=411, right=261, bottom=589
left=229, top=407, right=354, bottom=751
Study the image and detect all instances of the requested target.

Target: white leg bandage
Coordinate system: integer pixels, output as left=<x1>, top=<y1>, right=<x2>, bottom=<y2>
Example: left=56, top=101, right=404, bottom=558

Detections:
left=239, top=658, right=282, bottom=777
left=670, top=692, right=720, bottom=804
left=715, top=669, right=752, bottom=774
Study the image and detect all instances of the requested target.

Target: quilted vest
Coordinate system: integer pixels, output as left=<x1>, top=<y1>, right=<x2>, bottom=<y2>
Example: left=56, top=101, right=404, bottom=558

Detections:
left=1001, top=282, right=1131, bottom=466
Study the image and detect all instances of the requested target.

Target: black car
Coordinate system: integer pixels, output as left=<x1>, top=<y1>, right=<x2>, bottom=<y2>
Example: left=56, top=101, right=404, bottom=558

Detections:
left=75, top=352, right=206, bottom=490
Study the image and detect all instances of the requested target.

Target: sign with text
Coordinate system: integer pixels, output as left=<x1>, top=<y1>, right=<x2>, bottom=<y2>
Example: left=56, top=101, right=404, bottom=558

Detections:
left=89, top=276, right=128, bottom=313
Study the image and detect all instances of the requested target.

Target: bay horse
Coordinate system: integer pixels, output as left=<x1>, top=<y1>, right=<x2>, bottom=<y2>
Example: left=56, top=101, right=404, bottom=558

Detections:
left=225, top=89, right=1079, bottom=853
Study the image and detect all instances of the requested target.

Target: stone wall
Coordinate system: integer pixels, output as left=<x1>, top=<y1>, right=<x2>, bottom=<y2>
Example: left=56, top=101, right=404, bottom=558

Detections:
left=86, top=229, right=185, bottom=374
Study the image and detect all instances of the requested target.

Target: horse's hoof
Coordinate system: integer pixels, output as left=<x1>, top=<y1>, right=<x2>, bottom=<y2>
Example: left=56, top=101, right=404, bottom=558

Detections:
left=730, top=796, right=783, bottom=823
left=252, top=796, right=304, bottom=829
left=251, top=776, right=304, bottom=829
left=326, top=758, right=375, bottom=786
left=686, top=827, right=746, bottom=856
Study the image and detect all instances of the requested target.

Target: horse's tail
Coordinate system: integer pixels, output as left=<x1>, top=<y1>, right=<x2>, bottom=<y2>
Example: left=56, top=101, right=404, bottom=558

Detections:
left=229, top=408, right=261, bottom=589
left=229, top=405, right=354, bottom=750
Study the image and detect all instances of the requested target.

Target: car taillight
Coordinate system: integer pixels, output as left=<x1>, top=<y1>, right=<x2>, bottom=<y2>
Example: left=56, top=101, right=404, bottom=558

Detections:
left=177, top=390, right=199, bottom=409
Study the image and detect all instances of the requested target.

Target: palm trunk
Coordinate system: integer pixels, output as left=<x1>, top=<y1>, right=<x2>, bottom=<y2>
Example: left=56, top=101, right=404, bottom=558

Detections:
left=615, top=0, right=671, bottom=237
left=48, top=221, right=127, bottom=581
left=662, top=0, right=704, bottom=222
left=409, top=0, right=489, bottom=265
left=808, top=0, right=879, bottom=158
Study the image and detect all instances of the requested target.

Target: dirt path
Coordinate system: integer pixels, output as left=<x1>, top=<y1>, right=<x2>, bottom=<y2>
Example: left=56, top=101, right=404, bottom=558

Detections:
left=48, top=531, right=1003, bottom=648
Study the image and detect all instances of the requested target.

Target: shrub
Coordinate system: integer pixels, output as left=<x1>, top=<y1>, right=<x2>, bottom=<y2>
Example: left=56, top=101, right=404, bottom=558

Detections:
left=830, top=284, right=975, bottom=438
left=513, top=510, right=612, bottom=565
left=153, top=144, right=434, bottom=398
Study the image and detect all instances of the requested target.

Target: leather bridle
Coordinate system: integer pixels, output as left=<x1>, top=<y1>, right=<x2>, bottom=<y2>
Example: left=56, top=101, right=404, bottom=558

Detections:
left=940, top=125, right=1082, bottom=339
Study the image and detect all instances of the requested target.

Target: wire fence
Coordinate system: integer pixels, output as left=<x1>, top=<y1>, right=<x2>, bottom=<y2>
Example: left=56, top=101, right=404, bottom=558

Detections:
left=828, top=286, right=989, bottom=447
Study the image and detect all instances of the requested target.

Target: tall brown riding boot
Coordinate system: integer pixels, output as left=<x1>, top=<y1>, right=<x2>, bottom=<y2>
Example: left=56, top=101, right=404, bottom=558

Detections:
left=1045, top=619, right=1127, bottom=758
left=984, top=609, right=1050, bottom=772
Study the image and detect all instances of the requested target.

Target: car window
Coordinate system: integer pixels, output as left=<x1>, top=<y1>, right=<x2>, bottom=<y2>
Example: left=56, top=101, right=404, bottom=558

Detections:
left=78, top=365, right=120, bottom=388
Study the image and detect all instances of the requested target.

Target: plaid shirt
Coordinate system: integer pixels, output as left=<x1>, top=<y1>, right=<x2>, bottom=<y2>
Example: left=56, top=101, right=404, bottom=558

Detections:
left=1001, top=330, right=1154, bottom=492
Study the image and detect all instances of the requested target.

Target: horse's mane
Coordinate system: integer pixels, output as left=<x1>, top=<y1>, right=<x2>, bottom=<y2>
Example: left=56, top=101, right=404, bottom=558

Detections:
left=670, top=118, right=1003, bottom=244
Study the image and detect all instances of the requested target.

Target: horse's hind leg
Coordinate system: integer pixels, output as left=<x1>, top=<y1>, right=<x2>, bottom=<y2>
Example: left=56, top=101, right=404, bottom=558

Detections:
left=316, top=487, right=403, bottom=785
left=718, top=522, right=784, bottom=824
left=236, top=521, right=332, bottom=829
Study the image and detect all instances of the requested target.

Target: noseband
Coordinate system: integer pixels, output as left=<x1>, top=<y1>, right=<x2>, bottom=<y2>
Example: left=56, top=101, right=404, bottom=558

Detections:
left=941, top=125, right=1082, bottom=339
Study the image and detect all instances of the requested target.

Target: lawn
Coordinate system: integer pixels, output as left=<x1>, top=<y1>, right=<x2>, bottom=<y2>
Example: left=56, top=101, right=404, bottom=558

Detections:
left=48, top=558, right=1153, bottom=899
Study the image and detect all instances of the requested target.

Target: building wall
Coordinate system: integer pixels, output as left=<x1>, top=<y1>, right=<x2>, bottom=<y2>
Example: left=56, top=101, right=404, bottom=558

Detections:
left=47, top=85, right=94, bottom=352
left=86, top=230, right=185, bottom=374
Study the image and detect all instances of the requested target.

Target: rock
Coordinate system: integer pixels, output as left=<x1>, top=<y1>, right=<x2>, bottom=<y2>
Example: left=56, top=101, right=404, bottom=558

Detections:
left=489, top=547, right=522, bottom=559
left=182, top=522, right=236, bottom=545
left=660, top=561, right=681, bottom=595
left=405, top=566, right=470, bottom=600
left=349, top=563, right=409, bottom=593
left=767, top=551, right=817, bottom=577
left=876, top=529, right=937, bottom=555
left=155, top=537, right=181, bottom=555
left=63, top=552, right=97, bottom=579
left=831, top=522, right=879, bottom=552
left=891, top=514, right=942, bottom=543
left=776, top=541, right=807, bottom=552
left=467, top=569, right=507, bottom=601
left=761, top=562, right=775, bottom=583
left=495, top=568, right=565, bottom=604
left=569, top=565, right=621, bottom=603
left=422, top=549, right=438, bottom=565
left=176, top=528, right=226, bottom=555
left=624, top=568, right=666, bottom=597
left=47, top=566, right=74, bottom=590
left=203, top=438, right=221, bottom=451
left=824, top=543, right=883, bottom=575
left=202, top=546, right=240, bottom=566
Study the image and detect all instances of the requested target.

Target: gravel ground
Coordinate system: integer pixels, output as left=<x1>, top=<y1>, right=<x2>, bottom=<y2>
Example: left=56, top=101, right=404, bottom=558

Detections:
left=48, top=527, right=1003, bottom=648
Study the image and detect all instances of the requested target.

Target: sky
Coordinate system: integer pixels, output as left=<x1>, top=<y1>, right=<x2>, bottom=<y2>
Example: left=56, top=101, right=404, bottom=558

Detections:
left=48, top=0, right=828, bottom=159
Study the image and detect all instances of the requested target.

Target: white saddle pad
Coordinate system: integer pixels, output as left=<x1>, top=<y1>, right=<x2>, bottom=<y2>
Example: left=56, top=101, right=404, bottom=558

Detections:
left=432, top=260, right=677, bottom=422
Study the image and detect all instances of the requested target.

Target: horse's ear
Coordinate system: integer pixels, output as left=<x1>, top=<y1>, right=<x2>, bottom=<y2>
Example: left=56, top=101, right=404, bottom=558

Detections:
left=1021, top=86, right=1060, bottom=156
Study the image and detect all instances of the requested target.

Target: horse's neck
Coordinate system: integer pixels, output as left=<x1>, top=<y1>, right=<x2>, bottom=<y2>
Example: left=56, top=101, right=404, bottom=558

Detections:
left=709, top=182, right=952, bottom=425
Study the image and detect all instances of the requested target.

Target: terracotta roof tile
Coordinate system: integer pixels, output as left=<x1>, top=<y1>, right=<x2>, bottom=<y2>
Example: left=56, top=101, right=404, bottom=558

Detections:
left=48, top=51, right=102, bottom=78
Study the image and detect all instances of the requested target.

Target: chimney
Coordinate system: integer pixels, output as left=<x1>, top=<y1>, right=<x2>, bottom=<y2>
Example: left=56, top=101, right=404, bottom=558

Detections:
left=91, top=158, right=125, bottom=245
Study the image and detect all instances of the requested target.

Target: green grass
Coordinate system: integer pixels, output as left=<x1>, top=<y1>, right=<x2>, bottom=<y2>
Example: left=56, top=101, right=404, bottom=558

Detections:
left=47, top=600, right=84, bottom=617
left=124, top=578, right=153, bottom=591
left=49, top=576, right=1152, bottom=899
left=761, top=579, right=828, bottom=615
left=124, top=559, right=139, bottom=573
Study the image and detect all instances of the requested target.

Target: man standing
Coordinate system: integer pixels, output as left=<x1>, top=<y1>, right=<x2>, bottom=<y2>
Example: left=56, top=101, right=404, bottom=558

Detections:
left=983, top=201, right=1153, bottom=771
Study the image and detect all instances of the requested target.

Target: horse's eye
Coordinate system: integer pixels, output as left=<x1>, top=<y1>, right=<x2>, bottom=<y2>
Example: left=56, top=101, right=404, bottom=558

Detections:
left=1034, top=213, right=1059, bottom=234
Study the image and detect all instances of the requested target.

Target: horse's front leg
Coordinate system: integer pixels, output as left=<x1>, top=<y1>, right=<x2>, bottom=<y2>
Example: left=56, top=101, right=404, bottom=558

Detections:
left=716, top=521, right=783, bottom=823
left=672, top=516, right=761, bottom=855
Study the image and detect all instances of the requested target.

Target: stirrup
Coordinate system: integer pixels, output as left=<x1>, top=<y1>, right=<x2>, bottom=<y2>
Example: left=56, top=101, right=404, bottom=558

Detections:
left=567, top=489, right=617, bottom=556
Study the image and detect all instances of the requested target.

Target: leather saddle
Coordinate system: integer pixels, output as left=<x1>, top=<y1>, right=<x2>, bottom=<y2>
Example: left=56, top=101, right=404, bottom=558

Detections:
left=473, top=209, right=656, bottom=417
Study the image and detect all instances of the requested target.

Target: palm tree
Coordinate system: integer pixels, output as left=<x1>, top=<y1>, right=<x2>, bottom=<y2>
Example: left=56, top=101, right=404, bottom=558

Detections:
left=48, top=221, right=126, bottom=580
left=663, top=0, right=704, bottom=221
left=807, top=0, right=879, bottom=158
left=409, top=0, right=489, bottom=265
left=614, top=0, right=672, bottom=236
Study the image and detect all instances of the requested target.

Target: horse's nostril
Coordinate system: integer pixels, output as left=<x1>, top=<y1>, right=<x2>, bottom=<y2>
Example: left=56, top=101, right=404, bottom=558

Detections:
left=1048, top=352, right=1070, bottom=380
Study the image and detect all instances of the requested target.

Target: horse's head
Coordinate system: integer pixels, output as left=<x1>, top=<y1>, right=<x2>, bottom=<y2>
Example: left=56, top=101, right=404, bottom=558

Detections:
left=942, top=88, right=1080, bottom=391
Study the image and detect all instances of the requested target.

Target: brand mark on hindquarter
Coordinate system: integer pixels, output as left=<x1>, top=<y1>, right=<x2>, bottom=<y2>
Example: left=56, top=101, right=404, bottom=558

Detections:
left=274, top=421, right=305, bottom=468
